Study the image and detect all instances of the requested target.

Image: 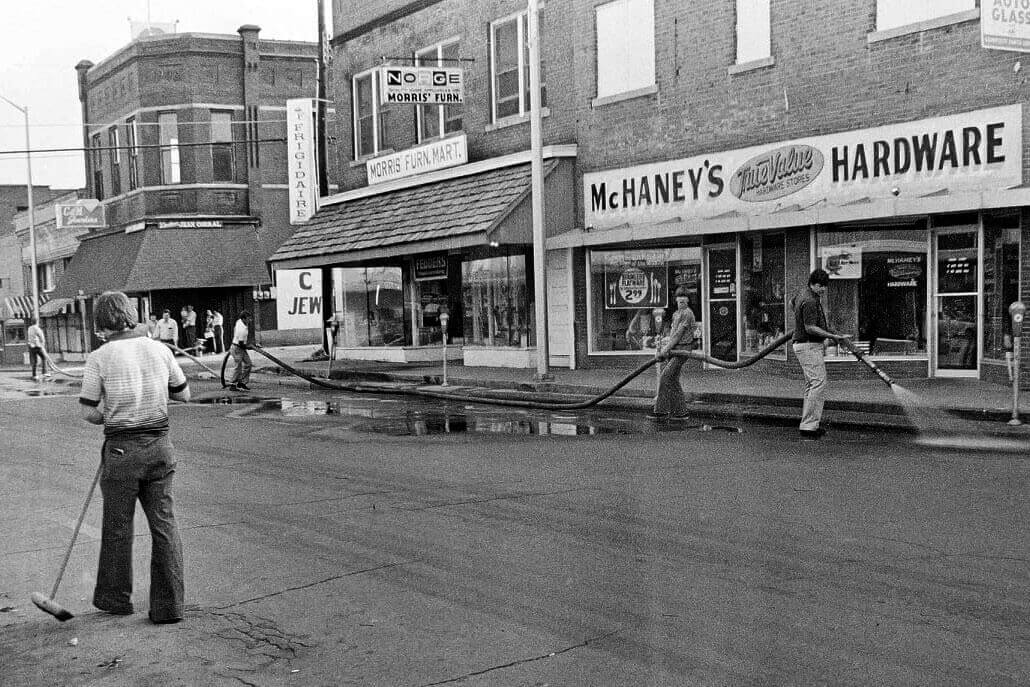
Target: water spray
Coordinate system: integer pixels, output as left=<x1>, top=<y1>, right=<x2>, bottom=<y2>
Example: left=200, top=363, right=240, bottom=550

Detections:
left=839, top=338, right=895, bottom=388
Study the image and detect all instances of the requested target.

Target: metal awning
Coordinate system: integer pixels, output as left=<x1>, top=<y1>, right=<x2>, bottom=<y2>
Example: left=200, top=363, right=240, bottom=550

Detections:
left=270, top=160, right=563, bottom=270
left=53, top=225, right=271, bottom=299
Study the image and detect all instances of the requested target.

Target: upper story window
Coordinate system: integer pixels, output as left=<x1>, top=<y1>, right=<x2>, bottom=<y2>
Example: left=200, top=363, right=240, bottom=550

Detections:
left=415, top=40, right=463, bottom=142
left=126, top=117, right=139, bottom=191
left=39, top=262, right=56, bottom=293
left=158, top=112, right=181, bottom=184
left=210, top=111, right=235, bottom=182
left=490, top=10, right=546, bottom=122
left=91, top=133, right=104, bottom=200
left=876, top=0, right=974, bottom=32
left=353, top=69, right=393, bottom=159
left=108, top=126, right=121, bottom=197
left=736, top=0, right=771, bottom=64
left=595, top=0, right=655, bottom=101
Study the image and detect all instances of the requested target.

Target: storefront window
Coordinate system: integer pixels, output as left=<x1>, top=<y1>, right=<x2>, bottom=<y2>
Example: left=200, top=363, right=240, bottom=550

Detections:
left=588, top=247, right=701, bottom=353
left=983, top=214, right=1021, bottom=361
left=816, top=227, right=928, bottom=358
left=462, top=256, right=530, bottom=347
left=332, top=266, right=408, bottom=347
left=741, top=233, right=786, bottom=356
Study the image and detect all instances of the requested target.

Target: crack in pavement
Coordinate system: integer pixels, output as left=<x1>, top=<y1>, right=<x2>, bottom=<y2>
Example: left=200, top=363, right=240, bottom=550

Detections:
left=0, top=520, right=248, bottom=557
left=272, top=491, right=394, bottom=507
left=397, top=487, right=592, bottom=512
left=417, top=629, right=622, bottom=686
left=215, top=560, right=414, bottom=609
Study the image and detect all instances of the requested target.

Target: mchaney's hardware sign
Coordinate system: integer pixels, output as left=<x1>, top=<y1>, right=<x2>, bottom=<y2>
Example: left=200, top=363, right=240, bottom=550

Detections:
left=584, top=105, right=1022, bottom=230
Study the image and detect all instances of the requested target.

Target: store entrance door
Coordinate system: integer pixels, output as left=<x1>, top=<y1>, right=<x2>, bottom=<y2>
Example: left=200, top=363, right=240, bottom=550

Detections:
left=704, top=244, right=739, bottom=363
left=932, top=228, right=979, bottom=377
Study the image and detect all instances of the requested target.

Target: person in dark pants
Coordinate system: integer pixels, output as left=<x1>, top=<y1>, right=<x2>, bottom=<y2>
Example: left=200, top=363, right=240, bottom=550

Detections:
left=650, top=286, right=697, bottom=420
left=791, top=269, right=851, bottom=439
left=79, top=291, right=189, bottom=624
left=229, top=311, right=253, bottom=391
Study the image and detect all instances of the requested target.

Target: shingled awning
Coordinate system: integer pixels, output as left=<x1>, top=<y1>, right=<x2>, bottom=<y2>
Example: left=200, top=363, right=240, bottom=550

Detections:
left=52, top=224, right=270, bottom=299
left=269, top=160, right=559, bottom=270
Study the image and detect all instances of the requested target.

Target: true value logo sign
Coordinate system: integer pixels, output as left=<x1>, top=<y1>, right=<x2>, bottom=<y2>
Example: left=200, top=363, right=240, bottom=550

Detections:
left=584, top=104, right=1023, bottom=230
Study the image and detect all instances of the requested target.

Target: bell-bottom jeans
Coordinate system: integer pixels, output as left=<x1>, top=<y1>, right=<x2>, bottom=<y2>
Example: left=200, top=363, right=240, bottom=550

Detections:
left=793, top=342, right=827, bottom=431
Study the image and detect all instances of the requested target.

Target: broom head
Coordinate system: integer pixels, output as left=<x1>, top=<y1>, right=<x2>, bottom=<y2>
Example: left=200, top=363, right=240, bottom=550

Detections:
left=31, top=592, right=74, bottom=621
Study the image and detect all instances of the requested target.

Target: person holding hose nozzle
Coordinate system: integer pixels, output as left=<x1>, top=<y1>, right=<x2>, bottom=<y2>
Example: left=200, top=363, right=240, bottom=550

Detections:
left=792, top=269, right=851, bottom=439
left=228, top=311, right=253, bottom=391
left=78, top=291, right=189, bottom=624
left=650, top=286, right=697, bottom=420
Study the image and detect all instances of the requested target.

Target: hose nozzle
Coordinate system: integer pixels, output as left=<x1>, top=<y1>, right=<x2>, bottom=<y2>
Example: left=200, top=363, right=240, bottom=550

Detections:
left=840, top=339, right=895, bottom=387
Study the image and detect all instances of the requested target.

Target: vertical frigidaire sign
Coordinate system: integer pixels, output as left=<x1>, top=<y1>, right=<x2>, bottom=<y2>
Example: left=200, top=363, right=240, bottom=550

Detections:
left=287, top=98, right=317, bottom=224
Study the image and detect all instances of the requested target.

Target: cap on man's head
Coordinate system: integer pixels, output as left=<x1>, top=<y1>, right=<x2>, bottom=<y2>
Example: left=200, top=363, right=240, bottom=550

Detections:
left=809, top=268, right=830, bottom=286
left=674, top=286, right=690, bottom=297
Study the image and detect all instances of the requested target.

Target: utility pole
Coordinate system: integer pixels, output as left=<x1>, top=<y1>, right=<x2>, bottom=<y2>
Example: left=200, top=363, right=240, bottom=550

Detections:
left=527, top=0, right=550, bottom=380
left=0, top=94, right=39, bottom=324
left=316, top=0, right=330, bottom=198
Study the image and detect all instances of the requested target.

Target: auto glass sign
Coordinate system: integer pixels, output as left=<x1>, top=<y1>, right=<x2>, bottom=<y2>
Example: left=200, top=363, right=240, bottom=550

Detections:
left=380, top=66, right=464, bottom=105
left=982, top=1, right=1030, bottom=52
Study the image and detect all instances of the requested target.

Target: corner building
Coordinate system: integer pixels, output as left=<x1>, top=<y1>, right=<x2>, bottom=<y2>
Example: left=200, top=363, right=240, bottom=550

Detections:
left=54, top=28, right=324, bottom=350
left=545, top=0, right=1029, bottom=384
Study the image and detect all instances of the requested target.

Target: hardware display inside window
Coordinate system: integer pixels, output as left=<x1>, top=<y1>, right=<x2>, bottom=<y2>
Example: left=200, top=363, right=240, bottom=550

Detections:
left=331, top=267, right=408, bottom=347
left=462, top=256, right=530, bottom=347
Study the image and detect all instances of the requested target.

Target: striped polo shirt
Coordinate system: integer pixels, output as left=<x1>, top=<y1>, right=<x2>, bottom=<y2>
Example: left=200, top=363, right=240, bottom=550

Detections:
left=79, top=329, right=189, bottom=437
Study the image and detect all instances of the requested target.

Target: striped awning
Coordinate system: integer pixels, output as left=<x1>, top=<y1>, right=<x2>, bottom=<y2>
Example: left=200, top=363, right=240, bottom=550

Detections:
left=2, top=294, right=49, bottom=321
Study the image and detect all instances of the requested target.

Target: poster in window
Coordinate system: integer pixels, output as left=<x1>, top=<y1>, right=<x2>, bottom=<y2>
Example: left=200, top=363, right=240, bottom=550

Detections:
left=708, top=249, right=737, bottom=298
left=885, top=254, right=924, bottom=288
left=820, top=245, right=862, bottom=279
left=939, top=254, right=977, bottom=294
left=670, top=264, right=702, bottom=318
left=708, top=301, right=738, bottom=362
left=604, top=262, right=668, bottom=309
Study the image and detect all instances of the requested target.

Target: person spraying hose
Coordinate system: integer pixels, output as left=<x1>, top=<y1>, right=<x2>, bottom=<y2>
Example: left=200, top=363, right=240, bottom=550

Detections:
left=791, top=269, right=852, bottom=440
left=650, top=286, right=698, bottom=420
left=78, top=291, right=189, bottom=624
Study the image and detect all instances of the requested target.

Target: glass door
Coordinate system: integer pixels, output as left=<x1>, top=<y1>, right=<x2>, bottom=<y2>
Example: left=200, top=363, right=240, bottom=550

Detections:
left=933, top=228, right=979, bottom=377
left=704, top=244, right=738, bottom=363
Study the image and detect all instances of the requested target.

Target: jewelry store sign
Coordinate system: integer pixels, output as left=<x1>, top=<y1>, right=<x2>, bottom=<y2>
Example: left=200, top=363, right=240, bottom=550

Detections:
left=982, top=1, right=1030, bottom=52
left=367, top=134, right=467, bottom=185
left=585, top=104, right=1023, bottom=230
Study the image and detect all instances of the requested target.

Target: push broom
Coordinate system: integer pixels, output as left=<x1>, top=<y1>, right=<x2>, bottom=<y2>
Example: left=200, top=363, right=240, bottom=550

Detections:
left=32, top=460, right=103, bottom=621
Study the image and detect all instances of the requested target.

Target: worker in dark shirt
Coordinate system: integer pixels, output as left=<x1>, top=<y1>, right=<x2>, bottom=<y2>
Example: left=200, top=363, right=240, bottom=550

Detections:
left=791, top=269, right=851, bottom=439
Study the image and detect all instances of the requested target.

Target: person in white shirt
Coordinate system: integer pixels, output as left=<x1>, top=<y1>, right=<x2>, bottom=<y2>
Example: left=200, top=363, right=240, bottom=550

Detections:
left=155, top=310, right=178, bottom=348
left=27, top=319, right=49, bottom=380
left=228, top=311, right=252, bottom=391
left=210, top=310, right=224, bottom=354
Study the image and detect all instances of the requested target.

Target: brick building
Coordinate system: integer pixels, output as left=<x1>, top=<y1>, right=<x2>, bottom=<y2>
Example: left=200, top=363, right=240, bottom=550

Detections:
left=53, top=27, right=327, bottom=351
left=275, top=1, right=1029, bottom=384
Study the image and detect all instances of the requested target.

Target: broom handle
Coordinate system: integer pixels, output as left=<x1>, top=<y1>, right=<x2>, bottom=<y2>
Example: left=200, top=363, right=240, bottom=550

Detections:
left=50, top=458, right=104, bottom=600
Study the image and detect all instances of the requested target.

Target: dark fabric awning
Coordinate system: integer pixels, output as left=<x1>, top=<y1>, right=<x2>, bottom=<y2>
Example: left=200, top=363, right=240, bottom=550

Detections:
left=270, top=161, right=558, bottom=269
left=2, top=294, right=49, bottom=321
left=53, top=225, right=270, bottom=299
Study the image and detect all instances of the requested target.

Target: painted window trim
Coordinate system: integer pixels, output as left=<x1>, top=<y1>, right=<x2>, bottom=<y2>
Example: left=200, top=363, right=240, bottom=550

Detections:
left=352, top=68, right=383, bottom=160
left=414, top=37, right=463, bottom=144
left=734, top=0, right=772, bottom=66
left=489, top=7, right=546, bottom=124
left=867, top=8, right=979, bottom=44
left=594, top=0, right=657, bottom=102
left=484, top=107, right=550, bottom=133
left=591, top=84, right=658, bottom=109
left=728, top=55, right=775, bottom=75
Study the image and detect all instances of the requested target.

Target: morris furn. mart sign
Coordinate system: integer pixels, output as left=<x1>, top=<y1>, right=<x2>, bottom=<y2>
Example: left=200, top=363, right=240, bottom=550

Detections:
left=584, top=105, right=1023, bottom=230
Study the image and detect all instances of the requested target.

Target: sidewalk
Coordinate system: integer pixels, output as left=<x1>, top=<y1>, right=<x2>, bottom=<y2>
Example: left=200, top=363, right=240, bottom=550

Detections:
left=242, top=345, right=1028, bottom=436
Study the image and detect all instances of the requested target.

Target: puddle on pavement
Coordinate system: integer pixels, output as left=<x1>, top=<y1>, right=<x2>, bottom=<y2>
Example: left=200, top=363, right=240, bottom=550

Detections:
left=207, top=395, right=743, bottom=437
left=23, top=389, right=68, bottom=397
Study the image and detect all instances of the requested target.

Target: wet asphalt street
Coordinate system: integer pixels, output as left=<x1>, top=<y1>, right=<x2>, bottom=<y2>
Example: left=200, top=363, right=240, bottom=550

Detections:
left=1, top=375, right=1028, bottom=686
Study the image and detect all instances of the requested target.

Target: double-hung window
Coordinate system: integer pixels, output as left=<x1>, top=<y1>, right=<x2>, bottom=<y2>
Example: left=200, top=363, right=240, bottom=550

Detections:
left=595, top=0, right=655, bottom=101
left=875, top=0, right=974, bottom=32
left=210, top=111, right=235, bottom=182
left=415, top=40, right=463, bottom=141
left=735, top=0, right=771, bottom=64
left=353, top=69, right=392, bottom=159
left=91, top=133, right=104, bottom=200
left=158, top=112, right=181, bottom=184
left=126, top=117, right=139, bottom=190
left=490, top=10, right=546, bottom=122
left=108, top=126, right=121, bottom=196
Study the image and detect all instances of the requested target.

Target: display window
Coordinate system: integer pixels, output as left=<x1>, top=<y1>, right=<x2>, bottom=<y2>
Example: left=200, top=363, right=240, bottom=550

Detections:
left=983, top=213, right=1021, bottom=362
left=331, top=266, right=408, bottom=347
left=461, top=255, right=530, bottom=347
left=588, top=247, right=701, bottom=354
left=815, top=227, right=928, bottom=358
left=740, top=233, right=786, bottom=356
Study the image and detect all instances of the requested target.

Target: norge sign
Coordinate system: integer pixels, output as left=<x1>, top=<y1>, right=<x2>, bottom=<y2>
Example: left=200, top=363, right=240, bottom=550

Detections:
left=584, top=104, right=1022, bottom=230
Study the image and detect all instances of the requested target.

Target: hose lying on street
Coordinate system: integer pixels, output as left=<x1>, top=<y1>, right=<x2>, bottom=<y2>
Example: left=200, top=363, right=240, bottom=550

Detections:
left=219, top=333, right=797, bottom=411
left=40, top=350, right=83, bottom=379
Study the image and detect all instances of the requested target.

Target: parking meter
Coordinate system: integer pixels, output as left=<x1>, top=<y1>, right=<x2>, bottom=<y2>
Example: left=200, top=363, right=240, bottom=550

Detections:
left=1008, top=301, right=1025, bottom=425
left=439, top=309, right=450, bottom=387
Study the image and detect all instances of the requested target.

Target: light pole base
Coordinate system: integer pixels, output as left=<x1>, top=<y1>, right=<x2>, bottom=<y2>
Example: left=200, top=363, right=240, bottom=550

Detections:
left=1008, top=417, right=1022, bottom=426
left=534, top=373, right=553, bottom=383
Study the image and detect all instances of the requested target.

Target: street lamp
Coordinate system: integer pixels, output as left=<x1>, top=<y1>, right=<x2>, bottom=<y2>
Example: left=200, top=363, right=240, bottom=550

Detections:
left=0, top=94, right=39, bottom=324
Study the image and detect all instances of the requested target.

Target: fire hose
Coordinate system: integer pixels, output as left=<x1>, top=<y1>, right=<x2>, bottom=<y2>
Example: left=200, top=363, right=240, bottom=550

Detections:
left=214, top=331, right=894, bottom=411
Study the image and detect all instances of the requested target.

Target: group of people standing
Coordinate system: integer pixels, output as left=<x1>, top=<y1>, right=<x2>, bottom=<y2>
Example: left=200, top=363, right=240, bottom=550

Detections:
left=144, top=306, right=225, bottom=354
